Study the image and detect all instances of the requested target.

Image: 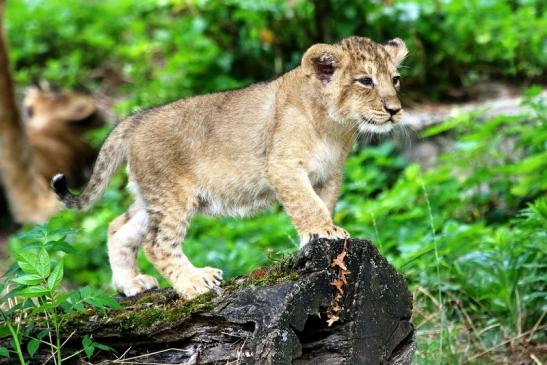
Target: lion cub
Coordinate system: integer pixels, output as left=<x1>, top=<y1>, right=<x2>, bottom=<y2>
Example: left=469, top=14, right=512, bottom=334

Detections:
left=52, top=36, right=408, bottom=299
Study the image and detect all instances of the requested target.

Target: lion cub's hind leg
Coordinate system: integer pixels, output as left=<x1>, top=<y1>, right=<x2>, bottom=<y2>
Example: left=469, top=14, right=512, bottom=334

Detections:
left=142, top=189, right=223, bottom=300
left=107, top=203, right=159, bottom=296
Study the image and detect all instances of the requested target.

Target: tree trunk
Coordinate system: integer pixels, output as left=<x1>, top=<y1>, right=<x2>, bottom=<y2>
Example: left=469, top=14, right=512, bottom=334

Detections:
left=313, top=0, right=331, bottom=43
left=0, top=1, right=57, bottom=223
left=13, top=238, right=415, bottom=364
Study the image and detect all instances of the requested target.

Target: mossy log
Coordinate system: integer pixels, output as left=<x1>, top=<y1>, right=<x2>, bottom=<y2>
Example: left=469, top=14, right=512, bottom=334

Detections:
left=22, top=238, right=415, bottom=364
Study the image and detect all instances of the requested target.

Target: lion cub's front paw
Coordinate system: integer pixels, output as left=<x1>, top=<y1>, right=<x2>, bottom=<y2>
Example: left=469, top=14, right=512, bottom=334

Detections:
left=299, top=224, right=350, bottom=247
left=173, top=267, right=223, bottom=300
left=114, top=274, right=160, bottom=297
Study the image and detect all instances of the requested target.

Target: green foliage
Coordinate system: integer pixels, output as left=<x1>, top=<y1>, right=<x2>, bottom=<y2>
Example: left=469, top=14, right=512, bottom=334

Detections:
left=5, top=0, right=545, bottom=104
left=2, top=0, right=546, bottom=362
left=6, top=88, right=544, bottom=363
left=81, top=335, right=114, bottom=360
left=12, top=172, right=132, bottom=289
left=345, top=91, right=545, bottom=363
left=1, top=228, right=120, bottom=363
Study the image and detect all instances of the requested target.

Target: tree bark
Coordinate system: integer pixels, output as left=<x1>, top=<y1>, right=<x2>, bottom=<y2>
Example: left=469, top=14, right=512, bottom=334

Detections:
left=0, top=1, right=57, bottom=223
left=12, top=238, right=415, bottom=364
left=313, top=0, right=331, bottom=43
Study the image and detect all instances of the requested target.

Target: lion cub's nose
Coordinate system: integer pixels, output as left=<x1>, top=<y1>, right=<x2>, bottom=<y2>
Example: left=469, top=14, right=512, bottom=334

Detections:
left=384, top=103, right=401, bottom=116
left=385, top=106, right=401, bottom=116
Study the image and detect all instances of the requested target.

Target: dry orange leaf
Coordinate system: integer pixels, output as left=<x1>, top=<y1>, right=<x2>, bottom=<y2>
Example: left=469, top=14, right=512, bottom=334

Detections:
left=325, top=238, right=351, bottom=327
left=326, top=314, right=340, bottom=327
left=331, top=250, right=348, bottom=271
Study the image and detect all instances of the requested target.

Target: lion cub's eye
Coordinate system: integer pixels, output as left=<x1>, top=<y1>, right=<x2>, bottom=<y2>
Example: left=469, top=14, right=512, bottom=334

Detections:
left=357, top=77, right=374, bottom=87
left=392, top=76, right=401, bottom=86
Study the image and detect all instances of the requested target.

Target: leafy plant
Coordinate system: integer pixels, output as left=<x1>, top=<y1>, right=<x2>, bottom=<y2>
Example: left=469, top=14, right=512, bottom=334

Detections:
left=1, top=227, right=120, bottom=364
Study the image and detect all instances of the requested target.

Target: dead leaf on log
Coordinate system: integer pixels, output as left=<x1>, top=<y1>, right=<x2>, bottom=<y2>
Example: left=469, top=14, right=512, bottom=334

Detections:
left=326, top=237, right=351, bottom=326
left=331, top=248, right=348, bottom=271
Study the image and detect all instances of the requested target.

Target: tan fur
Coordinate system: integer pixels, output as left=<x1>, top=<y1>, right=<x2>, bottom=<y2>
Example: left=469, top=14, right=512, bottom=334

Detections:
left=0, top=13, right=57, bottom=224
left=24, top=87, right=101, bottom=187
left=0, top=83, right=99, bottom=223
left=54, top=36, right=408, bottom=299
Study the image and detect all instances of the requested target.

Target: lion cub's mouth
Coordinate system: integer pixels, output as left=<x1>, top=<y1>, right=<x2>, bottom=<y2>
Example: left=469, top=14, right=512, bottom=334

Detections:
left=358, top=118, right=395, bottom=134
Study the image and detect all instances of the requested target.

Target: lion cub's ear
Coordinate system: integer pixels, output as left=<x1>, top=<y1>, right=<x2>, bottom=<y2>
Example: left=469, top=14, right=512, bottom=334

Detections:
left=384, top=38, right=408, bottom=66
left=302, top=44, right=345, bottom=85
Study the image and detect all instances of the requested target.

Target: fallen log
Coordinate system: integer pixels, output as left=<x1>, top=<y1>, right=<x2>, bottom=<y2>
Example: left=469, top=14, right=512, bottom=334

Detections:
left=19, top=238, right=415, bottom=364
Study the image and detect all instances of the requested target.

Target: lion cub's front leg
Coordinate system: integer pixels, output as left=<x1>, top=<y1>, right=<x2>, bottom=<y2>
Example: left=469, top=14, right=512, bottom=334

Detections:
left=266, top=163, right=349, bottom=247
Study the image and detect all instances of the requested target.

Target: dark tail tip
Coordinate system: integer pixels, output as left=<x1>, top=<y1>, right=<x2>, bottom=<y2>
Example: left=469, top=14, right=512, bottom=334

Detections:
left=51, top=174, right=69, bottom=197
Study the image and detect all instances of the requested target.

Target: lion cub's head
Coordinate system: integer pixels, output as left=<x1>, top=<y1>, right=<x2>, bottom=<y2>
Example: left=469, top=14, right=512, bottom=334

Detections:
left=302, top=36, right=408, bottom=134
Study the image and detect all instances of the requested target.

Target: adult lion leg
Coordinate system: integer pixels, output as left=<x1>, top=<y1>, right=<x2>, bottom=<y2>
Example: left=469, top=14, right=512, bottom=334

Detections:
left=107, top=203, right=159, bottom=296
left=142, top=190, right=222, bottom=300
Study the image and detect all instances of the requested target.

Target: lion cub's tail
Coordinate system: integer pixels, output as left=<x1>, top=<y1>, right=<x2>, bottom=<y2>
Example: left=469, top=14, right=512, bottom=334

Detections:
left=51, top=122, right=128, bottom=211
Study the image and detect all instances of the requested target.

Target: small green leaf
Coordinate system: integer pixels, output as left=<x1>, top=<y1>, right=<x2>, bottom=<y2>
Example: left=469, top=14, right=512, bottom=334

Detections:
left=82, top=336, right=92, bottom=348
left=73, top=302, right=85, bottom=313
left=37, top=329, right=50, bottom=340
left=53, top=292, right=70, bottom=309
left=18, top=286, right=50, bottom=298
left=94, top=342, right=115, bottom=353
left=1, top=263, right=19, bottom=279
left=84, top=345, right=95, bottom=359
left=1, top=299, right=35, bottom=316
left=46, top=240, right=76, bottom=254
left=0, top=326, right=11, bottom=337
left=27, top=338, right=40, bottom=357
left=37, top=248, right=51, bottom=278
left=79, top=286, right=91, bottom=299
left=47, top=261, right=64, bottom=291
left=12, top=274, right=42, bottom=286
left=82, top=336, right=94, bottom=358
left=15, top=229, right=46, bottom=241
left=36, top=302, right=56, bottom=311
left=0, top=347, right=9, bottom=358
left=15, top=251, right=40, bottom=276
left=20, top=242, right=42, bottom=250
left=84, top=294, right=122, bottom=310
left=1, top=287, right=27, bottom=302
left=68, top=290, right=81, bottom=302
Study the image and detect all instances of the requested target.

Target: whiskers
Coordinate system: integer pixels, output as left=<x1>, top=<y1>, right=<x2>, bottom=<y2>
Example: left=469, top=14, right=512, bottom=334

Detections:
left=392, top=122, right=416, bottom=148
left=354, top=111, right=416, bottom=146
left=337, top=111, right=416, bottom=148
left=341, top=117, right=361, bottom=145
left=358, top=128, right=388, bottom=145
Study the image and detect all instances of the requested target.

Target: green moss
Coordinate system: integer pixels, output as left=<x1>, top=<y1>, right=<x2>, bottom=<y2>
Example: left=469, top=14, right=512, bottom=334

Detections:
left=60, top=290, right=214, bottom=335
left=163, top=292, right=215, bottom=322
left=132, top=290, right=176, bottom=306
left=102, top=291, right=216, bottom=334
left=116, top=307, right=166, bottom=332
left=111, top=262, right=299, bottom=333
left=222, top=258, right=300, bottom=294
left=62, top=259, right=299, bottom=335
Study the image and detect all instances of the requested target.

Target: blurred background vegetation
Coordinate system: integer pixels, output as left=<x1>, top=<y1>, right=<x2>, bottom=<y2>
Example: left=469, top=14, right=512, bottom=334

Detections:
left=1, top=0, right=545, bottom=363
